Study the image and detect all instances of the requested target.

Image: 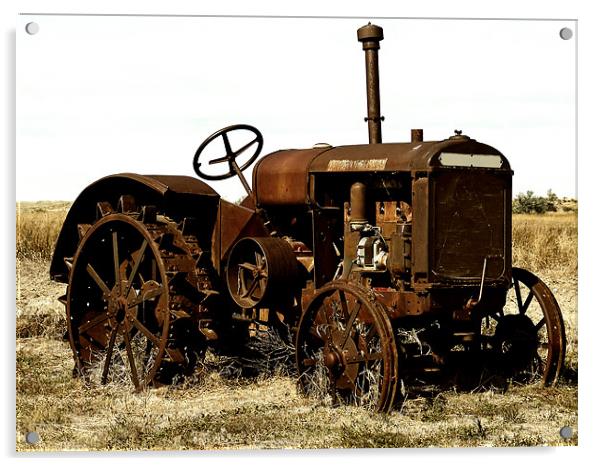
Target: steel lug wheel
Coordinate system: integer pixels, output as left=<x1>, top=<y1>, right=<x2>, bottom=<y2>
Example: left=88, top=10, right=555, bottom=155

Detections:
left=485, top=267, right=566, bottom=386
left=296, top=281, right=398, bottom=412
left=64, top=198, right=218, bottom=390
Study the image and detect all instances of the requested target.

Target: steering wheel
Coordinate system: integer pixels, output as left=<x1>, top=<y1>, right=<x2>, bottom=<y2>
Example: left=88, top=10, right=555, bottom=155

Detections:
left=193, top=124, right=263, bottom=181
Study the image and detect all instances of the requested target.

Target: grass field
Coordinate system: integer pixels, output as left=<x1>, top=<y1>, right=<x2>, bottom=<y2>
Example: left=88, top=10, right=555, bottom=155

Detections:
left=15, top=202, right=578, bottom=450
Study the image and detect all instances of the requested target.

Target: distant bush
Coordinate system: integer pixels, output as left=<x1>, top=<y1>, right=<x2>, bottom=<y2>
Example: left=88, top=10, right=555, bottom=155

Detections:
left=512, top=190, right=564, bottom=214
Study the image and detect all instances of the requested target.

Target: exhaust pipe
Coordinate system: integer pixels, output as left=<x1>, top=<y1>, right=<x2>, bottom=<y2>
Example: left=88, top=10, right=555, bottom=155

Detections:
left=357, top=23, right=384, bottom=144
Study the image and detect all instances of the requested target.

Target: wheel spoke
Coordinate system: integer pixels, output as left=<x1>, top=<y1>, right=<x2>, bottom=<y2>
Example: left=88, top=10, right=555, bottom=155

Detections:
left=112, top=231, right=121, bottom=291
left=535, top=317, right=546, bottom=332
left=241, top=276, right=260, bottom=298
left=238, top=262, right=257, bottom=272
left=340, top=302, right=361, bottom=349
left=346, top=352, right=384, bottom=364
left=513, top=278, right=523, bottom=312
left=123, top=329, right=141, bottom=390
left=125, top=239, right=148, bottom=295
left=86, top=264, right=111, bottom=296
left=338, top=290, right=349, bottom=317
left=258, top=275, right=266, bottom=294
left=520, top=291, right=534, bottom=314
left=101, top=325, right=119, bottom=384
left=131, top=317, right=183, bottom=363
left=208, top=154, right=230, bottom=165
left=131, top=317, right=161, bottom=347
left=78, top=312, right=110, bottom=334
left=232, top=137, right=259, bottom=157
left=222, top=133, right=233, bottom=156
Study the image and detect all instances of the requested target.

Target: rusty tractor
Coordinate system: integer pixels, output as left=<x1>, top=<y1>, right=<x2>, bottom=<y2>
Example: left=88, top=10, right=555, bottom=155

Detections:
left=51, top=23, right=566, bottom=412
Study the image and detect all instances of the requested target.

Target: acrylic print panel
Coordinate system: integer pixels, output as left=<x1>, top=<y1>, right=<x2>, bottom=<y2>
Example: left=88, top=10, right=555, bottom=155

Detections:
left=16, top=15, right=577, bottom=450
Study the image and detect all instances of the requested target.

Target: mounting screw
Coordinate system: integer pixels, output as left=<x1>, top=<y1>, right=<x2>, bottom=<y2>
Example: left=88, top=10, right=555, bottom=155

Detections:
left=25, top=431, right=40, bottom=444
left=559, top=27, right=573, bottom=40
left=560, top=426, right=573, bottom=439
left=25, top=22, right=39, bottom=35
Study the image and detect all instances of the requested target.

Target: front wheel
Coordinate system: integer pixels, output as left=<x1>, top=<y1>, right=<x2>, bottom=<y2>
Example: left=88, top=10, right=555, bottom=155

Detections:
left=295, top=282, right=398, bottom=412
left=484, top=267, right=566, bottom=385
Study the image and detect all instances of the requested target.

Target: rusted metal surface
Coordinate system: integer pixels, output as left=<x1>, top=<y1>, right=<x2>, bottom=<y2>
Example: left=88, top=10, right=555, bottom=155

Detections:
left=51, top=22, right=566, bottom=411
left=309, top=139, right=510, bottom=174
left=411, top=129, right=424, bottom=143
left=226, top=237, right=301, bottom=309
left=252, top=139, right=510, bottom=214
left=216, top=200, right=268, bottom=264
left=349, top=182, right=368, bottom=226
left=357, top=23, right=384, bottom=144
left=252, top=148, right=330, bottom=206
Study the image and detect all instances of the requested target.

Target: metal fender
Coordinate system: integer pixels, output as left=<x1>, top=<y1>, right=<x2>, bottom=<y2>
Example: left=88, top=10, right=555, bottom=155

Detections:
left=50, top=173, right=220, bottom=282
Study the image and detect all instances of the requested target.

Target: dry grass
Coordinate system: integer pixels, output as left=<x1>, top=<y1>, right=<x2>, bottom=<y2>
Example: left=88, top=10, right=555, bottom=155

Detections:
left=15, top=202, right=578, bottom=450
left=16, top=201, right=71, bottom=260
left=512, top=213, right=577, bottom=276
left=15, top=337, right=577, bottom=450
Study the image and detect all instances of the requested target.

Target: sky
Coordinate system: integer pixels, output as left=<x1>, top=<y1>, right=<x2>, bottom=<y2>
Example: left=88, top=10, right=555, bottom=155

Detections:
left=16, top=15, right=576, bottom=202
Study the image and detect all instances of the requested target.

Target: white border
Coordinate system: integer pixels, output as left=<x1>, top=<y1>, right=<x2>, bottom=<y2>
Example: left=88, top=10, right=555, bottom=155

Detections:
left=3, top=1, right=599, bottom=464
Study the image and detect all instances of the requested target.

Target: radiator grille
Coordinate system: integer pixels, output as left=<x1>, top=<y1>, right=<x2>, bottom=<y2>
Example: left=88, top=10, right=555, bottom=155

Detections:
left=432, top=172, right=507, bottom=281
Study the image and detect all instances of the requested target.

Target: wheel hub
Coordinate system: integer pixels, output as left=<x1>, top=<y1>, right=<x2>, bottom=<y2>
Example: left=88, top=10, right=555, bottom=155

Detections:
left=323, top=346, right=343, bottom=371
left=495, top=314, right=538, bottom=371
left=106, top=284, right=138, bottom=328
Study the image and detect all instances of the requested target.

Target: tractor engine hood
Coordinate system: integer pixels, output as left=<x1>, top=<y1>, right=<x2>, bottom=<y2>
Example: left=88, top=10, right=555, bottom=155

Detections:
left=252, top=136, right=511, bottom=207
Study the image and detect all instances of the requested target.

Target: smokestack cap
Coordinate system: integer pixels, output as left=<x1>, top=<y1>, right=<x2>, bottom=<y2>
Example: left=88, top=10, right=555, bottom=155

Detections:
left=357, top=23, right=384, bottom=49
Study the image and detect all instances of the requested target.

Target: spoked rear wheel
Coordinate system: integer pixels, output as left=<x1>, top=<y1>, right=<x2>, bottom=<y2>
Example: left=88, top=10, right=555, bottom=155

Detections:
left=296, top=282, right=398, bottom=412
left=484, top=267, right=566, bottom=385
left=65, top=201, right=213, bottom=390
left=67, top=214, right=172, bottom=389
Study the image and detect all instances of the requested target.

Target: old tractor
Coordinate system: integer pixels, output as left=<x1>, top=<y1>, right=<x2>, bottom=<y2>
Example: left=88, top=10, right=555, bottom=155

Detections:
left=50, top=23, right=566, bottom=412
